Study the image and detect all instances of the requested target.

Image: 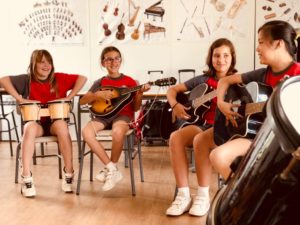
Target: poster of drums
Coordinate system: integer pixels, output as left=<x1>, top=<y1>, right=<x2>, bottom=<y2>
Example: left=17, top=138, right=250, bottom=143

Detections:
left=16, top=0, right=85, bottom=45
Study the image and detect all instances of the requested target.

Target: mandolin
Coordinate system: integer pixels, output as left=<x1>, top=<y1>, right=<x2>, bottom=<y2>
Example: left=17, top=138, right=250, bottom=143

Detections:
left=90, top=77, right=177, bottom=119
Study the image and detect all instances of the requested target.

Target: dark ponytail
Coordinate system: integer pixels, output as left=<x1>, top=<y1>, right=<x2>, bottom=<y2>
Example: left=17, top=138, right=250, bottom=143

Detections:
left=258, top=20, right=297, bottom=58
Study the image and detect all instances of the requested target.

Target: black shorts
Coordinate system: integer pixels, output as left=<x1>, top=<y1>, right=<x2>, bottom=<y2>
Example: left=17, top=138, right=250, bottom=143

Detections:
left=92, top=115, right=132, bottom=129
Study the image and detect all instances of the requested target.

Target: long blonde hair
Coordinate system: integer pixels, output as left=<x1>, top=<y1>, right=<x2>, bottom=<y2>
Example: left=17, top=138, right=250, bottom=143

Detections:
left=27, top=49, right=58, bottom=95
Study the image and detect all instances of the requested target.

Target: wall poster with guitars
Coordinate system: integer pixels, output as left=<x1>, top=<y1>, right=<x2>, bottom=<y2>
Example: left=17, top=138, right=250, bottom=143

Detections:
left=89, top=77, right=176, bottom=119
left=160, top=83, right=217, bottom=140
left=213, top=81, right=273, bottom=146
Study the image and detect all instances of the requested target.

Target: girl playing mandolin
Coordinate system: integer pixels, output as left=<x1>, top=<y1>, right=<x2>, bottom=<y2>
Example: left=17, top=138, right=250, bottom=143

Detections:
left=166, top=38, right=238, bottom=216
left=80, top=46, right=150, bottom=191
left=211, top=20, right=300, bottom=181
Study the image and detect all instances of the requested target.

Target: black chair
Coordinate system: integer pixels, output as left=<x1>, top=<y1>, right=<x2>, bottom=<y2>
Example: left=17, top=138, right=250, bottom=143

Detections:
left=0, top=94, right=19, bottom=156
left=76, top=129, right=144, bottom=196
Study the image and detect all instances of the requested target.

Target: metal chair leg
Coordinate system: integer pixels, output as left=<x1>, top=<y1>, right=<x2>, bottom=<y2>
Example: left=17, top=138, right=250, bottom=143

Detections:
left=15, top=142, right=21, bottom=183
left=76, top=141, right=86, bottom=195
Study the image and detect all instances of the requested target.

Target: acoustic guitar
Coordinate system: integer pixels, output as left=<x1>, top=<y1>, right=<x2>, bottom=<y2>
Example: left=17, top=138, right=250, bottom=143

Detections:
left=90, top=77, right=176, bottom=119
left=213, top=81, right=273, bottom=146
left=160, top=83, right=217, bottom=140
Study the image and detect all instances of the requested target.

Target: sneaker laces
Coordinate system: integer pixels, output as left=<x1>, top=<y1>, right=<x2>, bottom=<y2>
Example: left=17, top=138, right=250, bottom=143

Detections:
left=106, top=171, right=114, bottom=180
left=99, top=167, right=108, bottom=175
left=193, top=195, right=209, bottom=206
left=172, top=195, right=188, bottom=206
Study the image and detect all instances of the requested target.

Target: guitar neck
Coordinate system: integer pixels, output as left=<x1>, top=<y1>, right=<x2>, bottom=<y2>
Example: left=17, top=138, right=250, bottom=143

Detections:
left=120, top=84, right=145, bottom=95
left=193, top=90, right=217, bottom=108
left=245, top=101, right=266, bottom=115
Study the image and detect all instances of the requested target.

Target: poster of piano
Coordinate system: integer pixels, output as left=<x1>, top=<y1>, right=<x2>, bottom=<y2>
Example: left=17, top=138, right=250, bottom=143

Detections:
left=175, top=0, right=252, bottom=41
left=14, top=0, right=85, bottom=45
left=98, top=0, right=167, bottom=44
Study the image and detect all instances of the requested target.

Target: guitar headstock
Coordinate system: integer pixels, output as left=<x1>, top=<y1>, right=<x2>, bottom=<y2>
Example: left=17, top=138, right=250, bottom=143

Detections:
left=151, top=77, right=177, bottom=87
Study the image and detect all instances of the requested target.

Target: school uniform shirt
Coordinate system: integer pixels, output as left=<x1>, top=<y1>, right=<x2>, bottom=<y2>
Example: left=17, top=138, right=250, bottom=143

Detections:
left=88, top=74, right=137, bottom=120
left=9, top=73, right=79, bottom=103
left=241, top=62, right=300, bottom=88
left=184, top=74, right=219, bottom=125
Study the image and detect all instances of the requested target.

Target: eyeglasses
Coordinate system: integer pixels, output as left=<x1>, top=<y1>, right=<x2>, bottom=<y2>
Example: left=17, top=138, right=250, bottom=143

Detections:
left=103, top=56, right=122, bottom=63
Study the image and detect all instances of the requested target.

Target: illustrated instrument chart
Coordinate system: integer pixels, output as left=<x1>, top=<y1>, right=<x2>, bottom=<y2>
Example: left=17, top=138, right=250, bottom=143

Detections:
left=18, top=0, right=83, bottom=44
left=99, top=0, right=167, bottom=44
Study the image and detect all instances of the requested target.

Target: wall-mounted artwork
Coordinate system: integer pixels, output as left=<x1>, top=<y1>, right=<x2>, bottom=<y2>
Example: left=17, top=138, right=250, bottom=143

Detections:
left=174, top=0, right=251, bottom=41
left=17, top=0, right=85, bottom=44
left=255, top=0, right=300, bottom=68
left=98, top=0, right=167, bottom=44
left=256, top=0, right=300, bottom=30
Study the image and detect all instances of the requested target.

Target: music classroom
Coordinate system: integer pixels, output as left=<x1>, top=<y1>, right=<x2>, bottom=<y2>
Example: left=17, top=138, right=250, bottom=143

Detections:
left=1, top=0, right=300, bottom=225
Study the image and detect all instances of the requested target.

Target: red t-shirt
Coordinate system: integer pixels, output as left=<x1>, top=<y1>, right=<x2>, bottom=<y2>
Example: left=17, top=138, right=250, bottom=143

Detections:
left=203, top=77, right=218, bottom=125
left=29, top=72, right=79, bottom=104
left=265, top=63, right=300, bottom=88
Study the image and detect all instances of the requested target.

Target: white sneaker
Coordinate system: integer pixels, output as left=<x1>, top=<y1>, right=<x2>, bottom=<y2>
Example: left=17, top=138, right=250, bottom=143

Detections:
left=166, top=192, right=192, bottom=216
left=102, top=169, right=123, bottom=191
left=189, top=195, right=210, bottom=216
left=21, top=175, right=36, bottom=198
left=95, top=167, right=109, bottom=182
left=62, top=171, right=74, bottom=193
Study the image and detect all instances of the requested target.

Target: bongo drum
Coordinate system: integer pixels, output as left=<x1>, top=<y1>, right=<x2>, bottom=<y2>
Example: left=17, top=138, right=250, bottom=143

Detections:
left=19, top=101, right=41, bottom=122
left=47, top=100, right=71, bottom=121
left=207, top=76, right=300, bottom=225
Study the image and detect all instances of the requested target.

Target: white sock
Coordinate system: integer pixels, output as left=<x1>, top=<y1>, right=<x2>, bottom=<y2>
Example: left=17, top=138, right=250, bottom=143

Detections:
left=106, top=162, right=117, bottom=171
left=177, top=187, right=190, bottom=197
left=197, top=186, right=209, bottom=198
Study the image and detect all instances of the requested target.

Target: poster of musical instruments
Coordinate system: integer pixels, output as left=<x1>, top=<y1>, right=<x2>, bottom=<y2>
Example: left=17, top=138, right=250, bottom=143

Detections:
left=15, top=0, right=85, bottom=45
left=175, top=0, right=252, bottom=41
left=98, top=0, right=167, bottom=44
left=256, top=0, right=300, bottom=29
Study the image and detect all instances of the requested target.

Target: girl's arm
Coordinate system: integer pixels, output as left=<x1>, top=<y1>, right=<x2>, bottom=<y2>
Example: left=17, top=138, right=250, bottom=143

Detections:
left=217, top=74, right=243, bottom=126
left=0, top=76, right=23, bottom=103
left=66, top=75, right=87, bottom=100
left=166, top=83, right=190, bottom=120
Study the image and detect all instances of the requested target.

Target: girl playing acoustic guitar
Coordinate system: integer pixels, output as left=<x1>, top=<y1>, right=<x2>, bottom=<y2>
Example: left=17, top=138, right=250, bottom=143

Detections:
left=166, top=38, right=238, bottom=216
left=80, top=46, right=150, bottom=191
left=211, top=20, right=300, bottom=181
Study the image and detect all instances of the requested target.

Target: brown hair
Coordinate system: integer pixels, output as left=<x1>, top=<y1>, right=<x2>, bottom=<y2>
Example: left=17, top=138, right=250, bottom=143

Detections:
left=100, top=46, right=122, bottom=66
left=205, top=38, right=237, bottom=77
left=27, top=49, right=58, bottom=95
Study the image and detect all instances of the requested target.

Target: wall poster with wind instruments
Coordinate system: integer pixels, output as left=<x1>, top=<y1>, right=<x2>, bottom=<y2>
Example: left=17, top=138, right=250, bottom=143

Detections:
left=256, top=0, right=300, bottom=30
left=175, top=0, right=253, bottom=42
left=98, top=0, right=167, bottom=44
